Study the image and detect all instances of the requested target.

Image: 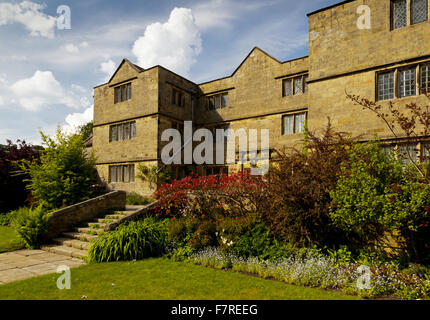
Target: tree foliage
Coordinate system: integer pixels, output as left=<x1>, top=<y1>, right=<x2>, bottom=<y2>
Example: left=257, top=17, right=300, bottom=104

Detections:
left=17, top=128, right=99, bottom=209
left=0, top=140, right=40, bottom=212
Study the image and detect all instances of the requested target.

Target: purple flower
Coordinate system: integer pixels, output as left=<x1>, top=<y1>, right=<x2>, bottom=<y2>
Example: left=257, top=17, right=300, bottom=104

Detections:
left=419, top=273, right=423, bottom=278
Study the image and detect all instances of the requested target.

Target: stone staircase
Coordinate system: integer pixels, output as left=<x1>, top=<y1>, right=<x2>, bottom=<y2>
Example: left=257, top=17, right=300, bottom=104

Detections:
left=41, top=206, right=145, bottom=260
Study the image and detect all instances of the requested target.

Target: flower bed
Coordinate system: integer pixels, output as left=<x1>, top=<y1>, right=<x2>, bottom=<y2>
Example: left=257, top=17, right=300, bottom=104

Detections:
left=187, top=248, right=430, bottom=300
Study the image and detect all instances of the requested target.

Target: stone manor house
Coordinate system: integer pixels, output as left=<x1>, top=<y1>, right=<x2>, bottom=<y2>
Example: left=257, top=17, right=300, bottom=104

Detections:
left=91, top=0, right=430, bottom=196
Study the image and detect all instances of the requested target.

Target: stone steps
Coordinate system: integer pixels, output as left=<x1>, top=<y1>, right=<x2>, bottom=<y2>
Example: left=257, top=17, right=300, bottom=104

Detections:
left=75, top=227, right=105, bottom=235
left=62, top=231, right=98, bottom=242
left=41, top=244, right=87, bottom=259
left=41, top=205, right=148, bottom=261
left=52, top=237, right=90, bottom=250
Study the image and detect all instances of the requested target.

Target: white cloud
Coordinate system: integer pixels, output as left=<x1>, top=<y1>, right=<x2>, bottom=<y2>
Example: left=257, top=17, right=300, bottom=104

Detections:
left=132, top=8, right=202, bottom=76
left=80, top=41, right=89, bottom=48
left=62, top=105, right=93, bottom=135
left=0, top=1, right=57, bottom=38
left=63, top=43, right=80, bottom=54
left=192, top=0, right=281, bottom=31
left=100, top=59, right=116, bottom=82
left=0, top=96, right=4, bottom=105
left=10, top=71, right=88, bottom=112
left=71, top=84, right=88, bottom=93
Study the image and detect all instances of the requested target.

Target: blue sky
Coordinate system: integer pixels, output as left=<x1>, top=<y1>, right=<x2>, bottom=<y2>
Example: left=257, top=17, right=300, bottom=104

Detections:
left=0, top=0, right=340, bottom=144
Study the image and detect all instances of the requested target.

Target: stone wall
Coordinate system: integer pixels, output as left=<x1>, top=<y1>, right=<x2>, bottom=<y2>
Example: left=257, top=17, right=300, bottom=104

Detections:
left=45, top=191, right=126, bottom=240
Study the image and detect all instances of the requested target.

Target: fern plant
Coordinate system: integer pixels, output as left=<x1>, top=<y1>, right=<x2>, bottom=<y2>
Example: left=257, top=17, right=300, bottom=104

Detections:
left=12, top=206, right=51, bottom=249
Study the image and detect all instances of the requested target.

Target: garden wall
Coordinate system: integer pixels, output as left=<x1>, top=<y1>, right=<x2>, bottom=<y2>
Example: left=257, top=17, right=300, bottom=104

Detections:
left=45, top=190, right=126, bottom=239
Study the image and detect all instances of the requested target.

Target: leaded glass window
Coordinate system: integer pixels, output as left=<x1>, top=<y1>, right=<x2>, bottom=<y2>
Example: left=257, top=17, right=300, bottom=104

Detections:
left=283, top=113, right=306, bottom=135
left=392, top=0, right=407, bottom=29
left=378, top=72, right=395, bottom=100
left=421, top=64, right=430, bottom=93
left=422, top=143, right=430, bottom=160
left=222, top=93, right=229, bottom=108
left=131, top=122, right=136, bottom=138
left=398, top=144, right=418, bottom=164
left=295, top=113, right=306, bottom=133
left=398, top=68, right=416, bottom=98
left=304, top=75, right=309, bottom=93
left=412, top=0, right=428, bottom=24
left=294, top=77, right=303, bottom=95
left=283, top=115, right=294, bottom=135
left=215, top=95, right=221, bottom=109
left=283, top=79, right=292, bottom=97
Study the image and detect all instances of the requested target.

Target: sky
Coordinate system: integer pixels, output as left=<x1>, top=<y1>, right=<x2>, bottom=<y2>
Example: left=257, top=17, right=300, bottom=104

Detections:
left=0, top=0, right=341, bottom=145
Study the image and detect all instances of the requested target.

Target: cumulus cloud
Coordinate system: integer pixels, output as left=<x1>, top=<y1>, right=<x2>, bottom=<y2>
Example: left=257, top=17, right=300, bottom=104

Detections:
left=0, top=1, right=57, bottom=38
left=100, top=59, right=116, bottom=82
left=63, top=43, right=80, bottom=54
left=132, top=7, right=202, bottom=76
left=62, top=105, right=93, bottom=135
left=10, top=71, right=89, bottom=112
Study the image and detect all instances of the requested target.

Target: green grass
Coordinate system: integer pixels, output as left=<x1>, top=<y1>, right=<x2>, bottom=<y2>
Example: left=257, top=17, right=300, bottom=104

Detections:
left=0, top=226, right=25, bottom=253
left=0, top=258, right=361, bottom=300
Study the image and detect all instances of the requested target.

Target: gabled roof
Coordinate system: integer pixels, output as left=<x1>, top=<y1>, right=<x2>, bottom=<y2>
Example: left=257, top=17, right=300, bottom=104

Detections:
left=198, top=47, right=308, bottom=86
left=231, top=46, right=282, bottom=76
left=107, top=58, right=145, bottom=84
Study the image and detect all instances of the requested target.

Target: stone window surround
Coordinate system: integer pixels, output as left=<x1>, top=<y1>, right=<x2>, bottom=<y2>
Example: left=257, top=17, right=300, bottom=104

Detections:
left=376, top=61, right=430, bottom=101
left=207, top=92, right=229, bottom=111
left=381, top=140, right=430, bottom=162
left=114, top=82, right=132, bottom=104
left=281, top=111, right=307, bottom=135
left=109, top=164, right=135, bottom=183
left=109, top=121, right=136, bottom=142
left=282, top=73, right=309, bottom=97
left=391, top=0, right=429, bottom=30
left=171, top=86, right=186, bottom=108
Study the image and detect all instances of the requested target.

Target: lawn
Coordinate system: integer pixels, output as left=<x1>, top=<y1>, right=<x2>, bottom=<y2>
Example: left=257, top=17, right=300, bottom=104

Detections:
left=0, top=226, right=25, bottom=253
left=0, top=258, right=361, bottom=300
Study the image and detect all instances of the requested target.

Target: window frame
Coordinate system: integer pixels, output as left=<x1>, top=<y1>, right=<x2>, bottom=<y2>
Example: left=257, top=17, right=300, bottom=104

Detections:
left=282, top=74, right=309, bottom=97
left=114, top=83, right=132, bottom=104
left=391, top=0, right=408, bottom=30
left=207, top=92, right=229, bottom=111
left=376, top=62, right=430, bottom=101
left=398, top=67, right=417, bottom=98
left=420, top=63, right=430, bottom=93
left=411, top=0, right=429, bottom=25
left=109, top=164, right=136, bottom=183
left=109, top=121, right=136, bottom=142
left=282, top=112, right=307, bottom=135
left=377, top=71, right=395, bottom=101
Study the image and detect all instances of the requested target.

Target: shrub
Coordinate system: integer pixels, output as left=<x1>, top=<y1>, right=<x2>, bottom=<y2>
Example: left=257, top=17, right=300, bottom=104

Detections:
left=154, top=171, right=264, bottom=219
left=12, top=206, right=51, bottom=249
left=261, top=124, right=358, bottom=248
left=17, top=129, right=99, bottom=209
left=168, top=217, right=217, bottom=251
left=216, top=215, right=291, bottom=260
left=329, top=142, right=404, bottom=246
left=0, top=140, right=40, bottom=212
left=126, top=192, right=151, bottom=206
left=87, top=218, right=168, bottom=262
left=330, top=142, right=430, bottom=262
